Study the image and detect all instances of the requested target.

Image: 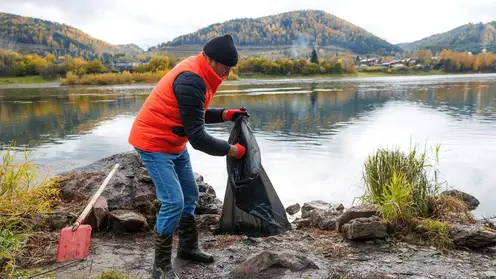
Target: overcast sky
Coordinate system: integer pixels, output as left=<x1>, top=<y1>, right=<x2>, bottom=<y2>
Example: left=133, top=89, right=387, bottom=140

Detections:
left=1, top=0, right=495, bottom=50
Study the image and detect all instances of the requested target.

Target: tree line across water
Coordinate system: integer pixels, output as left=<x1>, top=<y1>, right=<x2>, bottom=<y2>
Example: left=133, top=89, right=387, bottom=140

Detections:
left=0, top=48, right=495, bottom=85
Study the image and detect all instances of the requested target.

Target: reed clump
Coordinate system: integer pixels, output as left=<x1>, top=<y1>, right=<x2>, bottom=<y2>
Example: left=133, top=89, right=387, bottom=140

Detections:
left=361, top=143, right=473, bottom=250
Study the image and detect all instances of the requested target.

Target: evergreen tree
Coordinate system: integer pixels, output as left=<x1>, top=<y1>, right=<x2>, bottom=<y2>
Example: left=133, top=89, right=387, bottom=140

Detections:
left=310, top=49, right=319, bottom=64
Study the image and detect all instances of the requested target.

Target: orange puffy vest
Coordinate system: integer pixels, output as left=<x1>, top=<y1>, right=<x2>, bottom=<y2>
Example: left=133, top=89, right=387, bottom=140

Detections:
left=128, top=52, right=223, bottom=154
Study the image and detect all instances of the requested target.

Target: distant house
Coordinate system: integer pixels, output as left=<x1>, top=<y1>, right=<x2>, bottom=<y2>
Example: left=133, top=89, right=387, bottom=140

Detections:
left=110, top=60, right=142, bottom=71
left=381, top=59, right=408, bottom=68
left=360, top=57, right=380, bottom=67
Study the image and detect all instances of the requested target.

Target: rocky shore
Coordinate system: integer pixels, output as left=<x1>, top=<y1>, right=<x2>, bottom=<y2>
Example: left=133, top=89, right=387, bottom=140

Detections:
left=25, top=152, right=496, bottom=279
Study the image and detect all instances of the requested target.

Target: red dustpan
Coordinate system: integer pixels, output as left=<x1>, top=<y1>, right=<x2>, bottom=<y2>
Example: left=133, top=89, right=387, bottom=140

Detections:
left=55, top=163, right=119, bottom=263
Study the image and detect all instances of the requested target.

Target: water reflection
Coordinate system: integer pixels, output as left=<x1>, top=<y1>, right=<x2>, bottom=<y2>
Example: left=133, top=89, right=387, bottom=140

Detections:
left=1, top=75, right=496, bottom=218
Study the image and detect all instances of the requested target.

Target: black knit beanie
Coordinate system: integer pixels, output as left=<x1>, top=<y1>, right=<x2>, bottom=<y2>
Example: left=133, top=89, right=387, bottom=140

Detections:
left=203, top=34, right=238, bottom=67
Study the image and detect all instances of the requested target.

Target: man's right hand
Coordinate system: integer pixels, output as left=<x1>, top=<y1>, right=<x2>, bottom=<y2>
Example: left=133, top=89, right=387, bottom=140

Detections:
left=228, top=143, right=246, bottom=159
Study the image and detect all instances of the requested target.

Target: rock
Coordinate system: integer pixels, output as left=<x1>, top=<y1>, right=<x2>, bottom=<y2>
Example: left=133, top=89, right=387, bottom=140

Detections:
left=41, top=211, right=75, bottom=231
left=299, top=200, right=341, bottom=230
left=450, top=224, right=496, bottom=248
left=85, top=196, right=109, bottom=230
left=194, top=172, right=204, bottom=184
left=341, top=216, right=388, bottom=241
left=58, top=152, right=157, bottom=218
left=308, top=209, right=339, bottom=230
left=484, top=271, right=496, bottom=279
left=197, top=214, right=220, bottom=232
left=441, top=189, right=480, bottom=211
left=137, top=167, right=152, bottom=183
left=336, top=204, right=379, bottom=232
left=109, top=210, right=149, bottom=233
left=332, top=203, right=345, bottom=211
left=293, top=218, right=312, bottom=229
left=196, top=192, right=219, bottom=215
left=285, top=203, right=301, bottom=215
left=231, top=250, right=319, bottom=277
left=301, top=200, right=334, bottom=218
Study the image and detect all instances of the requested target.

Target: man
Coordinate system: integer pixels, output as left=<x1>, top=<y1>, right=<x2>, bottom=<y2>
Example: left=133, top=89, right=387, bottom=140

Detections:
left=128, top=34, right=248, bottom=279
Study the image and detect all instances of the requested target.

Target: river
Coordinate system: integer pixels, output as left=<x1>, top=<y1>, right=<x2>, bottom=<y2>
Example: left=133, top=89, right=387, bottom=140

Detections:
left=1, top=74, right=496, bottom=218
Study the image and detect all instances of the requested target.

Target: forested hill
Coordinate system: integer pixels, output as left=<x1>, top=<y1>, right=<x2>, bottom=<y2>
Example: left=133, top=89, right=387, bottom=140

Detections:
left=0, top=12, right=143, bottom=58
left=152, top=10, right=402, bottom=55
left=117, top=44, right=145, bottom=55
left=398, top=21, right=496, bottom=53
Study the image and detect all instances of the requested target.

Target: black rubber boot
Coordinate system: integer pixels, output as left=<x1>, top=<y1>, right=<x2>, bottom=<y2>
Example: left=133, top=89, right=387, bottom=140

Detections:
left=152, top=232, right=179, bottom=279
left=176, top=215, right=214, bottom=263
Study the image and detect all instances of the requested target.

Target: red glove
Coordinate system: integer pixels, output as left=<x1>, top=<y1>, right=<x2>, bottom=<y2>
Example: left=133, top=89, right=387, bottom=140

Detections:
left=233, top=143, right=246, bottom=159
left=225, top=108, right=249, bottom=121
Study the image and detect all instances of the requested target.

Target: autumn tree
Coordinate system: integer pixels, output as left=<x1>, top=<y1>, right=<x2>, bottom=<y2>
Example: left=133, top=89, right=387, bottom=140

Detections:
left=417, top=49, right=432, bottom=64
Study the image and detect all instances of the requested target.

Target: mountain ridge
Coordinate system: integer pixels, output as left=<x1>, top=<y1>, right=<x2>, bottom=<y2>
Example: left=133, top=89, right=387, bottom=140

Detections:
left=151, top=10, right=403, bottom=55
left=0, top=12, right=143, bottom=58
left=398, top=21, right=496, bottom=53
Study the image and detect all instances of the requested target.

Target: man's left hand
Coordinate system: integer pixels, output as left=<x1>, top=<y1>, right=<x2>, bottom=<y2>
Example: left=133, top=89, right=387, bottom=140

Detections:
left=224, top=107, right=249, bottom=121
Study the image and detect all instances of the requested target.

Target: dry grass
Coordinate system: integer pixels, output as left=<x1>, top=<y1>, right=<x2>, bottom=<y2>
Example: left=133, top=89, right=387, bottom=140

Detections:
left=60, top=70, right=169, bottom=85
left=308, top=228, right=351, bottom=258
left=16, top=232, right=58, bottom=268
left=428, top=195, right=476, bottom=224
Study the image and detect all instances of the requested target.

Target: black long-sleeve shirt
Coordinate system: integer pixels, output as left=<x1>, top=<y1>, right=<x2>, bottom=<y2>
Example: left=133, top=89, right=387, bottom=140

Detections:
left=173, top=71, right=231, bottom=156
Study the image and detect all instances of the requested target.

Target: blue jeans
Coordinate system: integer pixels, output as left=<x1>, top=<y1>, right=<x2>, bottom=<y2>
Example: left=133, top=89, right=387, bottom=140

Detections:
left=135, top=147, right=198, bottom=234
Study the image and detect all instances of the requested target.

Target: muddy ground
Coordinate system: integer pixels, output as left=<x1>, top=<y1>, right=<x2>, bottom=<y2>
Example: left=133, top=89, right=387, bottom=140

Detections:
left=37, top=227, right=496, bottom=279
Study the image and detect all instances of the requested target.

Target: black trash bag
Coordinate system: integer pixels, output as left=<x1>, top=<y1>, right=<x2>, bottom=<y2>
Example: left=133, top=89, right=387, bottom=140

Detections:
left=214, top=116, right=292, bottom=237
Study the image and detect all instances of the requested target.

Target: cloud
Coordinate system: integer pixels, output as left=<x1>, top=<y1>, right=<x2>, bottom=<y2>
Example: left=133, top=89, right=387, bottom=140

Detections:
left=0, top=0, right=494, bottom=49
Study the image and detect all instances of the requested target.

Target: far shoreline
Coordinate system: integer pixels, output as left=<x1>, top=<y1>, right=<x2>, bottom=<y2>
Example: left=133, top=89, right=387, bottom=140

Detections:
left=1, top=71, right=495, bottom=89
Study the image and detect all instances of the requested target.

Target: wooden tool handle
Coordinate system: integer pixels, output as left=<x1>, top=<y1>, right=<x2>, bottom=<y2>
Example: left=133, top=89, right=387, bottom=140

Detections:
left=72, top=163, right=119, bottom=230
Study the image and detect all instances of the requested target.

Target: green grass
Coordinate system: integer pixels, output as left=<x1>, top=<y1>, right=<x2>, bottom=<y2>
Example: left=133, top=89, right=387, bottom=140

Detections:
left=360, top=143, right=459, bottom=250
left=0, top=144, right=61, bottom=277
left=361, top=143, right=440, bottom=221
left=0, top=76, right=58, bottom=85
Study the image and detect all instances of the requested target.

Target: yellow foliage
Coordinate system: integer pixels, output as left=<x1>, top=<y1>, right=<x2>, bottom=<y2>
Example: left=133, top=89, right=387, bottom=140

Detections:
left=60, top=70, right=170, bottom=85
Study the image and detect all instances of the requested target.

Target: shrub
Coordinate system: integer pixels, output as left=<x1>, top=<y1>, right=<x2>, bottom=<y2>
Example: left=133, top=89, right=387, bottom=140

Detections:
left=0, top=144, right=60, bottom=275
left=360, top=143, right=462, bottom=250
left=361, top=144, right=440, bottom=222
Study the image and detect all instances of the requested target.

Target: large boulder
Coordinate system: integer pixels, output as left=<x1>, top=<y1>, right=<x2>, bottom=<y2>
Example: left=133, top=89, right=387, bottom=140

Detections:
left=336, top=204, right=379, bottom=232
left=231, top=250, right=319, bottom=277
left=441, top=190, right=480, bottom=211
left=194, top=173, right=220, bottom=215
left=450, top=224, right=496, bottom=248
left=341, top=216, right=388, bottom=241
left=57, top=151, right=221, bottom=220
left=58, top=152, right=157, bottom=218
